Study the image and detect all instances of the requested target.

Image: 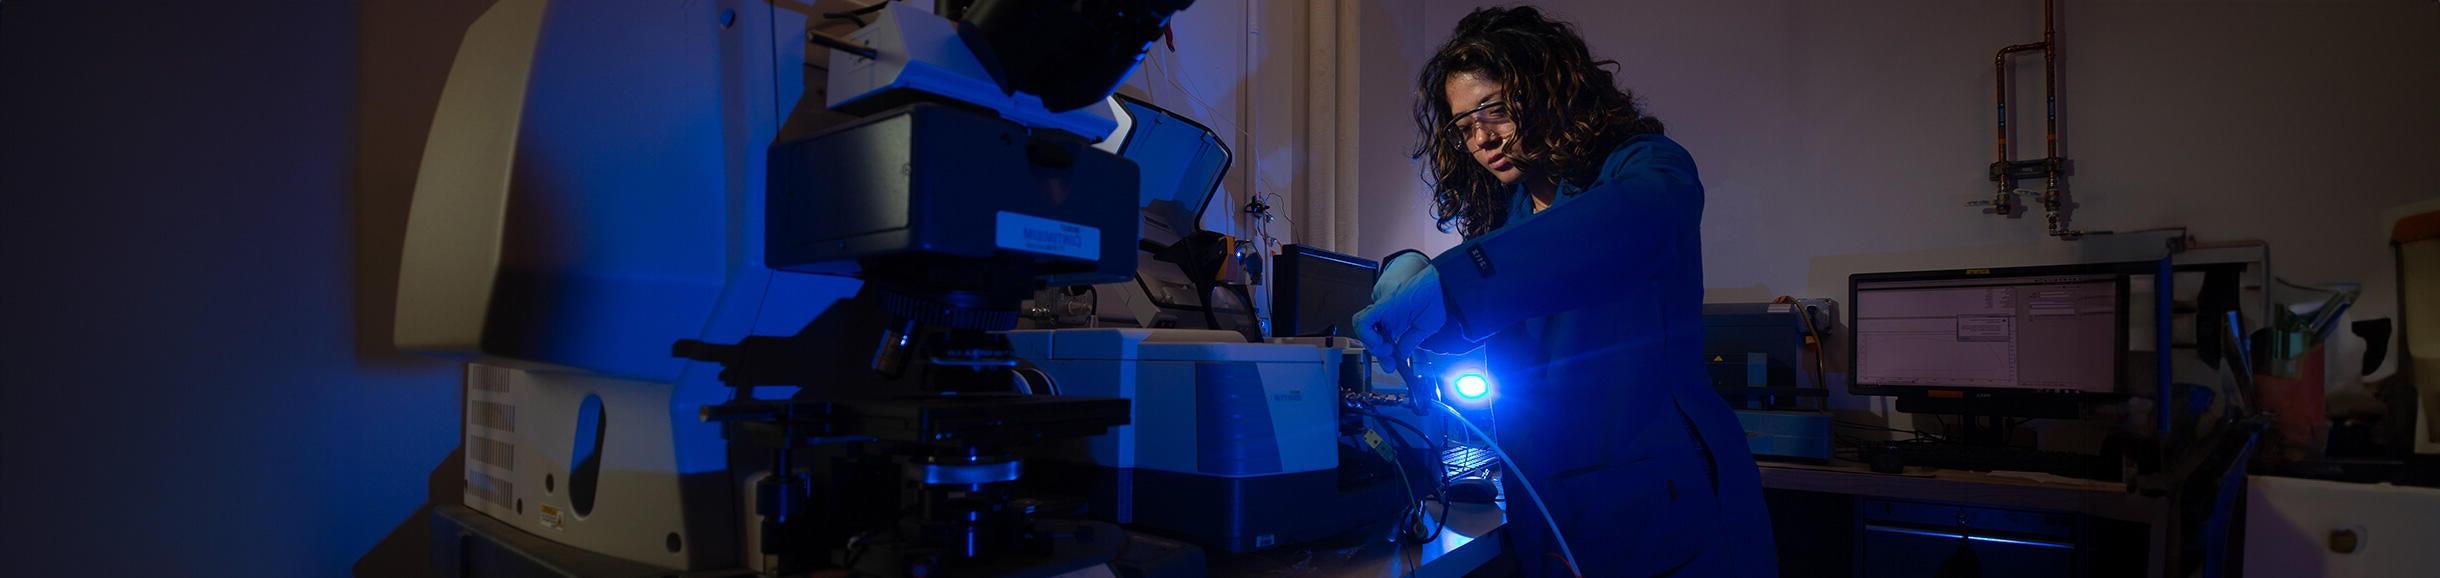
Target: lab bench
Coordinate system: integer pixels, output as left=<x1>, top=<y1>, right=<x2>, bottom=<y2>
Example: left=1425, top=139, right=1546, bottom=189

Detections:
left=1757, top=429, right=2257, bottom=578
left=427, top=429, right=2252, bottom=578
left=428, top=499, right=1505, bottom=578
left=1203, top=499, right=1505, bottom=578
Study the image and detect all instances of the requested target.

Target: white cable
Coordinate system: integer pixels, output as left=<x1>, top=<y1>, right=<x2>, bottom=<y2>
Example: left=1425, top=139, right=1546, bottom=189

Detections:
left=1435, top=400, right=1579, bottom=576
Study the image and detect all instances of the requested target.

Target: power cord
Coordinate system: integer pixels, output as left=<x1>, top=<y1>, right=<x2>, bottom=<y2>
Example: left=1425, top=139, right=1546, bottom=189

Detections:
left=1772, top=296, right=1831, bottom=392
left=1354, top=410, right=1447, bottom=545
left=1416, top=428, right=1451, bottom=545
left=1433, top=401, right=1580, bottom=577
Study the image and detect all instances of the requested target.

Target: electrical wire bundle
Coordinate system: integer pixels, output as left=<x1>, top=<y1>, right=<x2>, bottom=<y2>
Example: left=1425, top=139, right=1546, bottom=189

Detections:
left=1339, top=385, right=1581, bottom=576
left=1342, top=401, right=1449, bottom=547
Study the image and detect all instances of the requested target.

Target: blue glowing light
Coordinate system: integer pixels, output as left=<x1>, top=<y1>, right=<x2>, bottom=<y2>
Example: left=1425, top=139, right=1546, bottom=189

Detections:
left=1453, top=373, right=1490, bottom=399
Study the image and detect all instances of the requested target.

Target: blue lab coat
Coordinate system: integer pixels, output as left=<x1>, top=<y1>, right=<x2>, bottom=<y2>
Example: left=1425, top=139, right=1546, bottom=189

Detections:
left=1428, top=134, right=1776, bottom=577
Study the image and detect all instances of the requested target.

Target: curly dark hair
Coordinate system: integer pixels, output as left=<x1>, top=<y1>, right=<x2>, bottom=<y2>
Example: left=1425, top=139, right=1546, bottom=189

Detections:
left=1412, top=6, right=1665, bottom=238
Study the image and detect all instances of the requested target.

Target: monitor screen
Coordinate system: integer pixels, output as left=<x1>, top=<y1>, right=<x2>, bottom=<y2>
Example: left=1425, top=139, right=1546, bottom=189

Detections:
left=1273, top=245, right=1377, bottom=338
left=1852, top=272, right=2124, bottom=394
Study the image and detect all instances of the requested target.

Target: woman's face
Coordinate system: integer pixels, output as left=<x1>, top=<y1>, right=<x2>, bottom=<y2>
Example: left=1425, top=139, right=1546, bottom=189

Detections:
left=1443, top=71, right=1523, bottom=184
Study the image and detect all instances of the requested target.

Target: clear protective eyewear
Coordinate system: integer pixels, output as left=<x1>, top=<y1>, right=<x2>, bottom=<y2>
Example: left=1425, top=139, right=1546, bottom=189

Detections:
left=1445, top=100, right=1512, bottom=151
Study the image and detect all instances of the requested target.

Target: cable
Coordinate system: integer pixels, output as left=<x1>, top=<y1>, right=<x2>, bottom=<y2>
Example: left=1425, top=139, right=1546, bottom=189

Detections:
left=1834, top=420, right=1946, bottom=442
left=1363, top=411, right=1436, bottom=567
left=1380, top=432, right=1420, bottom=526
left=1241, top=195, right=1278, bottom=317
left=1260, top=191, right=1297, bottom=232
left=1433, top=401, right=1579, bottom=577
left=1354, top=408, right=1428, bottom=442
left=1141, top=44, right=1296, bottom=238
left=1358, top=410, right=1450, bottom=547
left=808, top=29, right=877, bottom=59
left=821, top=0, right=892, bottom=26
left=1416, top=417, right=1452, bottom=545
left=1774, top=296, right=1831, bottom=394
left=1366, top=412, right=1434, bottom=534
left=1415, top=431, right=1444, bottom=543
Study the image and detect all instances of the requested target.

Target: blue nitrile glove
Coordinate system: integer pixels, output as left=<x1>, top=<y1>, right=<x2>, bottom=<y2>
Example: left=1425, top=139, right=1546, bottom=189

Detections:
left=1374, top=250, right=1433, bottom=302
left=1353, top=265, right=1448, bottom=377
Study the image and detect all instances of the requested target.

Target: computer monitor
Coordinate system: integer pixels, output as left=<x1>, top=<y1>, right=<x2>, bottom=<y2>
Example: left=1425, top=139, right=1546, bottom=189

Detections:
left=1271, top=244, right=1378, bottom=338
left=1848, top=263, right=2149, bottom=404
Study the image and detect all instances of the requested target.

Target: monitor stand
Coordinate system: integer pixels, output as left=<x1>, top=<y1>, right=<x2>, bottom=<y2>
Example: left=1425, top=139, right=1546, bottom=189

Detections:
left=1938, top=414, right=2031, bottom=447
left=1897, top=396, right=2081, bottom=424
left=1884, top=396, right=2122, bottom=480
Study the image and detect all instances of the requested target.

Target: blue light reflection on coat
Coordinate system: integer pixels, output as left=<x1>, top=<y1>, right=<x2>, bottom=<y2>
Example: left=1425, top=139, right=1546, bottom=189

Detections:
left=1426, top=133, right=1775, bottom=577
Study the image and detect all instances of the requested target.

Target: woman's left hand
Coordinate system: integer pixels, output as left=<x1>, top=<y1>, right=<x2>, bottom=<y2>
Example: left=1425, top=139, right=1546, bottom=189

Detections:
left=1353, top=266, right=1448, bottom=374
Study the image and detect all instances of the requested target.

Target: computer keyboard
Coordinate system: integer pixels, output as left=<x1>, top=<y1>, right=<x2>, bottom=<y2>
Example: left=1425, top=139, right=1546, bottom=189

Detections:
left=1441, top=445, right=1500, bottom=482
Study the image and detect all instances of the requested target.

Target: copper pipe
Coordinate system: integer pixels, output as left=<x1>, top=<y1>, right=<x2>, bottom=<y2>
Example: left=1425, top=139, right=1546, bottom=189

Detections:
left=1989, top=0, right=2075, bottom=238
left=1994, top=51, right=2013, bottom=216
left=2040, top=0, right=2066, bottom=237
left=1993, top=43, right=2044, bottom=218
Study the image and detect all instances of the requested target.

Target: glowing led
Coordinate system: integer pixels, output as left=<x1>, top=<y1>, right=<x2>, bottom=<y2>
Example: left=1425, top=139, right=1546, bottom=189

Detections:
left=1453, top=373, right=1490, bottom=399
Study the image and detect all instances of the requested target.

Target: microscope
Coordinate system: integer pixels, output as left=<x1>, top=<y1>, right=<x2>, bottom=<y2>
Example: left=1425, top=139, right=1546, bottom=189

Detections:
left=395, top=0, right=1201, bottom=575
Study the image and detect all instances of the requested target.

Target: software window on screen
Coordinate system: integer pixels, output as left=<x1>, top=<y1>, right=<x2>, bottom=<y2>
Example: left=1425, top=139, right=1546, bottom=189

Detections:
left=1854, top=275, right=2118, bottom=393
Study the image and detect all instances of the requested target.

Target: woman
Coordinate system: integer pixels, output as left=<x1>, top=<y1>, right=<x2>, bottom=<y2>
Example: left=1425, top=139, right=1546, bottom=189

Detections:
left=1353, top=7, right=1775, bottom=577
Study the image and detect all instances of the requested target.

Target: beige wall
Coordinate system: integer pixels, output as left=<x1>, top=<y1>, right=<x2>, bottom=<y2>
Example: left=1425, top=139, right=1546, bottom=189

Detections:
left=1355, top=0, right=1446, bottom=260
left=1359, top=0, right=2437, bottom=341
left=1122, top=0, right=1331, bottom=316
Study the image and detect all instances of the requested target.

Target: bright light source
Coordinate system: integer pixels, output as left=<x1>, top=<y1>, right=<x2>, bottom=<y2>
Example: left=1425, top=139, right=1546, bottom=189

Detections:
left=1453, top=373, right=1490, bottom=400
